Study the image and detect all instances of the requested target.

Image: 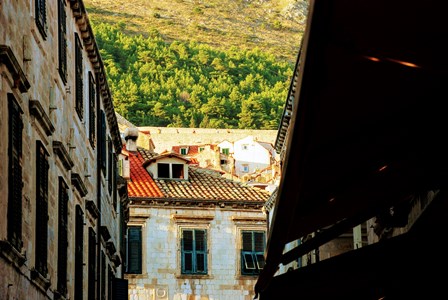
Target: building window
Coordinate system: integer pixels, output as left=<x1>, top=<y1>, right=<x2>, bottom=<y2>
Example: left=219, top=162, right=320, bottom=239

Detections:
left=180, top=148, right=187, bottom=155
left=100, top=251, right=106, bottom=300
left=221, top=148, right=229, bottom=155
left=241, top=231, right=265, bottom=275
left=75, top=205, right=84, bottom=300
left=88, top=72, right=96, bottom=147
left=75, top=33, right=83, bottom=120
left=199, top=147, right=205, bottom=152
left=242, top=144, right=249, bottom=150
left=57, top=177, right=69, bottom=296
left=58, top=0, right=67, bottom=83
left=35, top=141, right=49, bottom=277
left=242, top=164, right=249, bottom=173
left=181, top=229, right=207, bottom=275
left=220, top=159, right=227, bottom=165
left=35, top=0, right=47, bottom=39
left=112, top=154, right=118, bottom=211
left=127, top=226, right=142, bottom=274
left=7, top=94, right=23, bottom=251
left=108, top=136, right=113, bottom=194
left=88, top=228, right=96, bottom=300
left=157, top=163, right=184, bottom=179
left=100, top=110, right=106, bottom=174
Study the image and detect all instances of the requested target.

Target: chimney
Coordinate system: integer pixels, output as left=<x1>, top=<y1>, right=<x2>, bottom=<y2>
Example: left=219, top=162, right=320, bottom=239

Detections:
left=124, top=127, right=139, bottom=152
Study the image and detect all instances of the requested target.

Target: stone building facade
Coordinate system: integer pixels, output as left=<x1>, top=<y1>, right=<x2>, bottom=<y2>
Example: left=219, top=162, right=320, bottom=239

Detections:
left=1, top=1, right=127, bottom=299
left=121, top=132, right=271, bottom=300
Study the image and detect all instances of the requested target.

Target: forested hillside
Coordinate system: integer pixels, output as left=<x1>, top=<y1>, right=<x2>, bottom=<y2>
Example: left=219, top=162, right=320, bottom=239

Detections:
left=85, top=0, right=308, bottom=128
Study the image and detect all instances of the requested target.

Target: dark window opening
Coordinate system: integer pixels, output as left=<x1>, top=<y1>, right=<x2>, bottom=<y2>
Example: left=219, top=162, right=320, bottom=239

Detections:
left=7, top=94, right=23, bottom=251
left=75, top=205, right=84, bottom=300
left=75, top=33, right=83, bottom=120
left=57, top=177, right=69, bottom=296
left=58, top=0, right=67, bottom=82
left=157, top=163, right=170, bottom=178
left=88, top=72, right=96, bottom=147
left=172, top=164, right=184, bottom=179
left=35, top=0, right=47, bottom=39
left=35, top=141, right=49, bottom=277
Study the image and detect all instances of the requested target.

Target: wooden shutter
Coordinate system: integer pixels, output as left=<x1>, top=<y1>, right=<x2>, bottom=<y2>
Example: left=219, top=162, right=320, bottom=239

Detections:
left=57, top=177, right=69, bottom=295
left=127, top=227, right=142, bottom=274
left=35, top=0, right=47, bottom=38
left=58, top=0, right=67, bottom=82
left=112, top=278, right=128, bottom=300
left=182, top=229, right=207, bottom=274
left=182, top=229, right=193, bottom=273
left=75, top=32, right=83, bottom=119
left=7, top=94, right=23, bottom=250
left=108, top=137, right=112, bottom=194
left=75, top=205, right=84, bottom=300
left=36, top=141, right=49, bottom=277
left=89, top=72, right=96, bottom=147
left=194, top=230, right=206, bottom=273
left=101, top=111, right=106, bottom=173
left=88, top=228, right=97, bottom=300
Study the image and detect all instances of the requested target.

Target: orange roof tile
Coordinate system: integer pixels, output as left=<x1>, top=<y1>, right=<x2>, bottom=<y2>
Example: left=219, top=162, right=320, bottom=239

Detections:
left=127, top=149, right=164, bottom=198
left=129, top=148, right=271, bottom=203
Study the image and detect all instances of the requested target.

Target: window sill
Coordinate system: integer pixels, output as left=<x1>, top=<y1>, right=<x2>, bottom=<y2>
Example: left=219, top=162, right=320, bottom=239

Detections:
left=237, top=274, right=260, bottom=279
left=31, top=268, right=51, bottom=292
left=176, top=274, right=214, bottom=280
left=0, top=240, right=26, bottom=268
left=54, top=290, right=67, bottom=300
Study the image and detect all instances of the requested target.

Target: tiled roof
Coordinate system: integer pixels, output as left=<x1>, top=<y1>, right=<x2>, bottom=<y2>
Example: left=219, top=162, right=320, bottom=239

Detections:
left=127, top=148, right=164, bottom=198
left=129, top=148, right=271, bottom=203
left=172, top=144, right=216, bottom=156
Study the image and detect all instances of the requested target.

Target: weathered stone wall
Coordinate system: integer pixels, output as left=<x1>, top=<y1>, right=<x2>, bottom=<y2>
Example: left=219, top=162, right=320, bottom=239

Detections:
left=126, top=206, right=267, bottom=300
left=1, top=1, right=124, bottom=299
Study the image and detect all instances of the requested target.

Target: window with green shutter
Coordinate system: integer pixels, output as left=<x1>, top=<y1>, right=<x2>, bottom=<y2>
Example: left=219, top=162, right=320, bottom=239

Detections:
left=181, top=229, right=207, bottom=275
left=127, top=227, right=142, bottom=274
left=35, top=141, right=49, bottom=277
left=7, top=94, right=23, bottom=251
left=241, top=231, right=266, bottom=275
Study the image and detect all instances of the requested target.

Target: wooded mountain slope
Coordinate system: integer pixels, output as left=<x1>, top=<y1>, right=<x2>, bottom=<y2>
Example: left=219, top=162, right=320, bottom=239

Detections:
left=84, top=0, right=308, bottom=128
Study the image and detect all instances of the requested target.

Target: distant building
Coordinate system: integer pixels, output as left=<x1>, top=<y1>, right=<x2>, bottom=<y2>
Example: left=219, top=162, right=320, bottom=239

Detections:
left=121, top=131, right=271, bottom=300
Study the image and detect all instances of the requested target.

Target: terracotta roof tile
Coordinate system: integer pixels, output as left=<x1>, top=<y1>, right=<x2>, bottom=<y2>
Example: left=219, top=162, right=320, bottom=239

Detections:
left=129, top=148, right=271, bottom=203
left=127, top=148, right=164, bottom=198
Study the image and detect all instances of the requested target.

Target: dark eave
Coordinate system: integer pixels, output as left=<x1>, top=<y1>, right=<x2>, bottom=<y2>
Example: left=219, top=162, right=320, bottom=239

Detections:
left=256, top=0, right=448, bottom=296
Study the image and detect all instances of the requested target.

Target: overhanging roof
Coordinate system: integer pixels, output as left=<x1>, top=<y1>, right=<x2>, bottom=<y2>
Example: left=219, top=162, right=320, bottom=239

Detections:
left=256, top=0, right=448, bottom=296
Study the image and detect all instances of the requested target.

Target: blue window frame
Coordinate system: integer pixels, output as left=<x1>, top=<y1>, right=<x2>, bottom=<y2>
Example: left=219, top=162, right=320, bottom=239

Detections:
left=181, top=229, right=207, bottom=274
left=241, top=231, right=265, bottom=275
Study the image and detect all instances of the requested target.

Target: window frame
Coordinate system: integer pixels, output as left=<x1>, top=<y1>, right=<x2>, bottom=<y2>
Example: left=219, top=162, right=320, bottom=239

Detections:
left=35, top=140, right=49, bottom=277
left=57, top=177, right=69, bottom=296
left=221, top=148, right=230, bottom=155
left=58, top=0, right=67, bottom=83
left=75, top=32, right=84, bottom=120
left=7, top=94, right=23, bottom=251
left=88, top=71, right=96, bottom=147
left=180, top=228, right=208, bottom=275
left=35, top=0, right=47, bottom=39
left=240, top=230, right=266, bottom=276
left=157, top=162, right=185, bottom=179
left=74, top=205, right=84, bottom=300
left=126, top=226, right=143, bottom=274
